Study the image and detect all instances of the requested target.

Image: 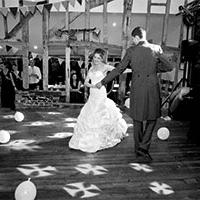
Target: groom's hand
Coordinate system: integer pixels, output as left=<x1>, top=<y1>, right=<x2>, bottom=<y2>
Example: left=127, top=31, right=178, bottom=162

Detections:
left=95, top=82, right=102, bottom=89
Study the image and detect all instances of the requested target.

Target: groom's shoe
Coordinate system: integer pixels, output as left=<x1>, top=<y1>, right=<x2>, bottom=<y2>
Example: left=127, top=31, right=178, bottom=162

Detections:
left=136, top=148, right=153, bottom=161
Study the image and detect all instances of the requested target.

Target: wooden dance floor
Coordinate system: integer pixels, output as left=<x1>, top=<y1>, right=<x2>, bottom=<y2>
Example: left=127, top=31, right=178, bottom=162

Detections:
left=0, top=107, right=200, bottom=200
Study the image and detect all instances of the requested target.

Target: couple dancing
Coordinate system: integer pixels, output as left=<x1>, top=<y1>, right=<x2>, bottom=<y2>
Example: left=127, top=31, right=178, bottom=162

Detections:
left=69, top=27, right=174, bottom=161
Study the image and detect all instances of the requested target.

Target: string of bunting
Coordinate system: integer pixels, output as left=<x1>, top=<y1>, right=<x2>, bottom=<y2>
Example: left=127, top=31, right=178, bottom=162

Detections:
left=0, top=0, right=79, bottom=17
left=0, top=0, right=115, bottom=17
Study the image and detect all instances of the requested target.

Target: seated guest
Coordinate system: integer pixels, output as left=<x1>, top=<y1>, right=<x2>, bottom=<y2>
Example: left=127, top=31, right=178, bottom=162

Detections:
left=28, top=58, right=42, bottom=90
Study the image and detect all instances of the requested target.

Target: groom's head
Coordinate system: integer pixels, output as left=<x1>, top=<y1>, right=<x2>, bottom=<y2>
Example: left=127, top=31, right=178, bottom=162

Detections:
left=131, top=26, right=147, bottom=45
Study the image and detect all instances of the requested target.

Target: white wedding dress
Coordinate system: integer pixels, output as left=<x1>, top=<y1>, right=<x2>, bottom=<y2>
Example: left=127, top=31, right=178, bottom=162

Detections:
left=69, top=69, right=128, bottom=153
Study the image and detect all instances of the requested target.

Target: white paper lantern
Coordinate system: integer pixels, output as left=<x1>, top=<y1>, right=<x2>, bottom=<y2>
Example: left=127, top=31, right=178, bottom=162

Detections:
left=125, top=98, right=130, bottom=108
left=157, top=127, right=170, bottom=140
left=14, top=112, right=24, bottom=122
left=0, top=130, right=10, bottom=144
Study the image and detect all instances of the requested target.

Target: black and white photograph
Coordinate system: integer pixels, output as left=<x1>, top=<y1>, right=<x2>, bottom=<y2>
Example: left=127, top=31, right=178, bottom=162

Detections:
left=0, top=0, right=200, bottom=199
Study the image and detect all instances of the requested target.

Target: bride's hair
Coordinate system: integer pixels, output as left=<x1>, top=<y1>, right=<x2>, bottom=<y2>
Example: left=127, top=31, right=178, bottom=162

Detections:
left=92, top=48, right=106, bottom=63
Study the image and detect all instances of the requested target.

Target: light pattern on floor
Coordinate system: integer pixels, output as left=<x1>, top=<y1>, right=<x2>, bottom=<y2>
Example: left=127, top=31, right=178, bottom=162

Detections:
left=47, top=112, right=62, bottom=115
left=63, top=182, right=101, bottom=198
left=64, top=117, right=77, bottom=122
left=129, top=163, right=154, bottom=173
left=64, top=123, right=76, bottom=128
left=149, top=181, right=175, bottom=195
left=75, top=164, right=108, bottom=175
left=17, top=164, right=57, bottom=178
left=2, top=114, right=14, bottom=119
left=23, top=121, right=55, bottom=126
left=1, top=139, right=41, bottom=151
left=47, top=132, right=73, bottom=138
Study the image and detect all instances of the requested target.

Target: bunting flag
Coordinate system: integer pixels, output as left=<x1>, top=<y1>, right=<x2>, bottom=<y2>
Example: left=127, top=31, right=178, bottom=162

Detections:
left=36, top=4, right=44, bottom=13
left=89, top=0, right=114, bottom=9
left=44, top=3, right=53, bottom=11
left=12, top=46, right=19, bottom=54
left=0, top=7, right=8, bottom=17
left=69, top=0, right=75, bottom=7
left=62, top=1, right=69, bottom=9
left=92, top=28, right=101, bottom=40
left=58, top=58, right=64, bottom=65
left=9, top=7, right=19, bottom=18
left=28, top=6, right=36, bottom=14
left=53, top=2, right=61, bottom=11
left=77, top=0, right=82, bottom=5
left=6, top=45, right=12, bottom=53
left=19, top=6, right=28, bottom=16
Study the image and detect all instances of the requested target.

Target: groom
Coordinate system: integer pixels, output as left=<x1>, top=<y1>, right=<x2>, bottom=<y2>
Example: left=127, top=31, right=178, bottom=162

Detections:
left=95, top=26, right=174, bottom=161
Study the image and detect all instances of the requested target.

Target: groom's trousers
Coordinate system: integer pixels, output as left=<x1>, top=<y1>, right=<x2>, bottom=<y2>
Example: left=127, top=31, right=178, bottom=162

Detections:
left=133, top=119, right=157, bottom=152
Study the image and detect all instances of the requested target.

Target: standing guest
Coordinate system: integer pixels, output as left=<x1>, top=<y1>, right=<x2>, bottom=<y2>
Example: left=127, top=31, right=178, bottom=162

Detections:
left=70, top=72, right=84, bottom=103
left=28, top=58, right=42, bottom=90
left=12, top=62, right=23, bottom=90
left=0, top=61, right=17, bottom=111
left=95, top=27, right=174, bottom=161
left=69, top=48, right=128, bottom=153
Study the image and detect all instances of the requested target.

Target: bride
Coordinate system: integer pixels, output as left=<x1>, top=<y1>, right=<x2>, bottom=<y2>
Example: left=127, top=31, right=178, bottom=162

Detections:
left=69, top=48, right=128, bottom=153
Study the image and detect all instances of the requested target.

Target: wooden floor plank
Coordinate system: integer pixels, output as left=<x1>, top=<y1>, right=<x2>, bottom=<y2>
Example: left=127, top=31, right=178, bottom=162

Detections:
left=0, top=107, right=200, bottom=200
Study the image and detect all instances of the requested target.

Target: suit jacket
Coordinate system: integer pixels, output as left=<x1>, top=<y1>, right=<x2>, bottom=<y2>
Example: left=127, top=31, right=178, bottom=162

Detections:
left=101, top=41, right=174, bottom=121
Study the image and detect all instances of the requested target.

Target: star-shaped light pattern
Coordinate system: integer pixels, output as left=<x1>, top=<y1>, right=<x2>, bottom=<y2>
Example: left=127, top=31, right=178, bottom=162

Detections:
left=47, top=132, right=73, bottom=138
left=23, top=121, right=55, bottom=126
left=63, top=182, right=101, bottom=198
left=47, top=112, right=62, bottom=115
left=75, top=164, right=108, bottom=175
left=1, top=139, right=41, bottom=151
left=64, top=123, right=76, bottom=128
left=129, top=163, right=153, bottom=173
left=64, top=117, right=77, bottom=122
left=0, top=130, right=18, bottom=135
left=2, top=114, right=14, bottom=119
left=149, top=181, right=174, bottom=195
left=17, top=164, right=57, bottom=178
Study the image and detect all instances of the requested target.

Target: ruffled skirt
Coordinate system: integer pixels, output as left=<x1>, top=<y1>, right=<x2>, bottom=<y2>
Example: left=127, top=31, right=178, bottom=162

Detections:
left=69, top=87, right=128, bottom=153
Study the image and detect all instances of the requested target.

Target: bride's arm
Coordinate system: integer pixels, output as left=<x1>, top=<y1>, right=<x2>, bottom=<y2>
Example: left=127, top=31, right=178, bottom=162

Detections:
left=84, top=71, right=95, bottom=88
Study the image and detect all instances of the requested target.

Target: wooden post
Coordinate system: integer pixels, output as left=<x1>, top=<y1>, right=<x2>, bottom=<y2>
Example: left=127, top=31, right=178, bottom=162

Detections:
left=119, top=0, right=133, bottom=105
left=2, top=0, right=8, bottom=38
left=42, top=4, right=50, bottom=91
left=84, top=0, right=90, bottom=102
left=161, top=0, right=171, bottom=46
left=103, top=0, right=108, bottom=60
left=146, top=0, right=151, bottom=36
left=103, top=0, right=108, bottom=44
left=19, top=0, right=29, bottom=89
left=174, top=0, right=188, bottom=87
left=63, top=2, right=71, bottom=103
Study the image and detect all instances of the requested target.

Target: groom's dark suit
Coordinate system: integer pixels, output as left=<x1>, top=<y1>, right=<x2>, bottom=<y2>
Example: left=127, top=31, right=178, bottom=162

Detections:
left=101, top=41, right=174, bottom=157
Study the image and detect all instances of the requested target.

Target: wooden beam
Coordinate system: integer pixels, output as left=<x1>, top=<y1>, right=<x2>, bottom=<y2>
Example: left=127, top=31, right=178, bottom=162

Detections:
left=0, top=39, right=25, bottom=46
left=2, top=0, right=8, bottom=38
left=42, top=5, right=50, bottom=91
left=146, top=0, right=151, bottom=36
left=64, top=2, right=71, bottom=103
left=161, top=0, right=171, bottom=46
left=119, top=0, right=133, bottom=105
left=19, top=0, right=30, bottom=90
left=84, top=0, right=90, bottom=102
left=48, top=40, right=122, bottom=52
left=103, top=0, right=108, bottom=44
left=5, top=11, right=36, bottom=39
